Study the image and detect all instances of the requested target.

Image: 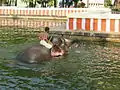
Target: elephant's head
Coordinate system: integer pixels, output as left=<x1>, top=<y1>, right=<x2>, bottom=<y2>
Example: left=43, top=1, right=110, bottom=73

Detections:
left=50, top=36, right=72, bottom=56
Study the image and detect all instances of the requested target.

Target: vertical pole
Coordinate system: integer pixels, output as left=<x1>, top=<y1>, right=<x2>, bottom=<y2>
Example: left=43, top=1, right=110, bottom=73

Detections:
left=87, top=0, right=89, bottom=8
left=15, top=0, right=17, bottom=6
left=54, top=0, right=57, bottom=7
left=62, top=0, right=64, bottom=7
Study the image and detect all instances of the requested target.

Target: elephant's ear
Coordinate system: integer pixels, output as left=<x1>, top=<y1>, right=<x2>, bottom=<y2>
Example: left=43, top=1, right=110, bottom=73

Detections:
left=64, top=38, right=72, bottom=47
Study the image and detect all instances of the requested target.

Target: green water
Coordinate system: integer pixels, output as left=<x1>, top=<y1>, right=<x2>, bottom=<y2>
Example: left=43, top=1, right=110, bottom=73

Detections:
left=0, top=36, right=120, bottom=90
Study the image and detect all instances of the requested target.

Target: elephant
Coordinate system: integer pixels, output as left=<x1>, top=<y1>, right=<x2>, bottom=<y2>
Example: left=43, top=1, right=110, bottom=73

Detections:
left=16, top=36, right=73, bottom=64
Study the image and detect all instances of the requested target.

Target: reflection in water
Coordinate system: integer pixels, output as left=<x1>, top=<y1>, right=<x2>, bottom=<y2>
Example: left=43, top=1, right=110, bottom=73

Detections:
left=0, top=38, right=120, bottom=90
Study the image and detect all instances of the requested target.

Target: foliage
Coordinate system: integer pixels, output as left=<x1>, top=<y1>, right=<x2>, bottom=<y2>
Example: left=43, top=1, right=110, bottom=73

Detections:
left=112, top=8, right=120, bottom=12
left=0, top=0, right=11, bottom=6
left=73, top=0, right=79, bottom=2
left=48, top=0, right=54, bottom=7
left=21, top=0, right=36, bottom=7
left=21, top=0, right=54, bottom=7
left=0, top=0, right=55, bottom=7
left=77, top=2, right=85, bottom=8
left=104, top=0, right=113, bottom=8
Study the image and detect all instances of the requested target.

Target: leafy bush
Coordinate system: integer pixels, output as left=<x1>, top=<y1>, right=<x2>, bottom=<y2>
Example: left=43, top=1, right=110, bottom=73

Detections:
left=104, top=0, right=113, bottom=8
left=77, top=2, right=85, bottom=8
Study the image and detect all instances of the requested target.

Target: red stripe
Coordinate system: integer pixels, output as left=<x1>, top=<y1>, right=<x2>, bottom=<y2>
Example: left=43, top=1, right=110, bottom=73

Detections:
left=85, top=18, right=90, bottom=31
left=6, top=9, right=8, bottom=14
left=101, top=19, right=106, bottom=32
left=0, top=9, right=2, bottom=14
left=68, top=10, right=70, bottom=14
left=46, top=10, right=49, bottom=16
left=20, top=10, right=22, bottom=15
left=61, top=10, right=63, bottom=16
left=33, top=10, right=35, bottom=15
left=51, top=10, right=53, bottom=16
left=110, top=19, right=115, bottom=32
left=69, top=18, right=73, bottom=30
left=119, top=20, right=120, bottom=32
left=93, top=19, right=98, bottom=31
left=16, top=10, right=18, bottom=15
left=43, top=10, right=45, bottom=15
left=64, top=10, right=66, bottom=16
left=77, top=18, right=82, bottom=30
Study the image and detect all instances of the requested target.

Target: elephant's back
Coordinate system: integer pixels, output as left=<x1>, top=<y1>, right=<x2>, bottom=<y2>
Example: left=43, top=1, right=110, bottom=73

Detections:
left=16, top=44, right=51, bottom=63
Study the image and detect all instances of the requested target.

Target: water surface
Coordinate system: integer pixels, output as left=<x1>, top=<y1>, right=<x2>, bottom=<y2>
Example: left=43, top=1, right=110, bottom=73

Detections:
left=0, top=37, right=120, bottom=90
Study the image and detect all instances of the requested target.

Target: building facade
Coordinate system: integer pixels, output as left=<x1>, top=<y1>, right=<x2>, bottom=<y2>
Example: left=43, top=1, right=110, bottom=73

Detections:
left=0, top=0, right=105, bottom=8
left=114, top=0, right=120, bottom=8
left=2, top=0, right=119, bottom=8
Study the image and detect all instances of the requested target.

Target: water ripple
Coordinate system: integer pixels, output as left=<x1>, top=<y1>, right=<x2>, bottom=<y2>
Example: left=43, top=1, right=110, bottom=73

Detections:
left=0, top=39, right=120, bottom=90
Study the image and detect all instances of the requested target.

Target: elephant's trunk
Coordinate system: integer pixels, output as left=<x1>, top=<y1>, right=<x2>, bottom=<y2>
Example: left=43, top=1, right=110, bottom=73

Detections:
left=50, top=45, right=65, bottom=57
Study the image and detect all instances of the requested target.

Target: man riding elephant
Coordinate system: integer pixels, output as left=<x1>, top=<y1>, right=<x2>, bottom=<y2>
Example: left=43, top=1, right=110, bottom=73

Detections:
left=39, top=27, right=52, bottom=49
left=16, top=27, right=73, bottom=64
left=38, top=27, right=64, bottom=57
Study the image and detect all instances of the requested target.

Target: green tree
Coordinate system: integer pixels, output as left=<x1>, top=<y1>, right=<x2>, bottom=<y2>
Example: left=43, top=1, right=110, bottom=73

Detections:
left=73, top=0, right=79, bottom=7
left=21, top=0, right=56, bottom=7
left=0, top=0, right=18, bottom=6
left=48, top=0, right=54, bottom=7
left=0, top=0, right=8, bottom=6
left=104, top=0, right=113, bottom=7
left=21, top=0, right=36, bottom=7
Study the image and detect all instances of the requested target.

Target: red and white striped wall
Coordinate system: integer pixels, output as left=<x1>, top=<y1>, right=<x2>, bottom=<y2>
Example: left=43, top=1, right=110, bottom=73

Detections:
left=0, top=7, right=111, bottom=17
left=0, top=18, right=65, bottom=28
left=0, top=7, right=87, bottom=16
left=66, top=13, right=120, bottom=32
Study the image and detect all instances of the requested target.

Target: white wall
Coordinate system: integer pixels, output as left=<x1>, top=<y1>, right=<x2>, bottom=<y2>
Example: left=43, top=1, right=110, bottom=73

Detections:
left=111, top=0, right=115, bottom=4
left=17, top=0, right=26, bottom=8
left=87, top=0, right=105, bottom=8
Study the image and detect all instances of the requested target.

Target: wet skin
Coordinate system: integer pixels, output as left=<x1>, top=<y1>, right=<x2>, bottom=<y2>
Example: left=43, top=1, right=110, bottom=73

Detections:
left=16, top=36, right=72, bottom=64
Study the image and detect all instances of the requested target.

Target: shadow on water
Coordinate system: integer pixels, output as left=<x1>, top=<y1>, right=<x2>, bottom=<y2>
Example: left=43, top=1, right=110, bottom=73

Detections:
left=0, top=36, right=120, bottom=90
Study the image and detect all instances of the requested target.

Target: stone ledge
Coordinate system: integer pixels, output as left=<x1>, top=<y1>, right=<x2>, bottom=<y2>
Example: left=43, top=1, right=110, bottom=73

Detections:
left=0, top=15, right=67, bottom=20
left=50, top=30, right=120, bottom=42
